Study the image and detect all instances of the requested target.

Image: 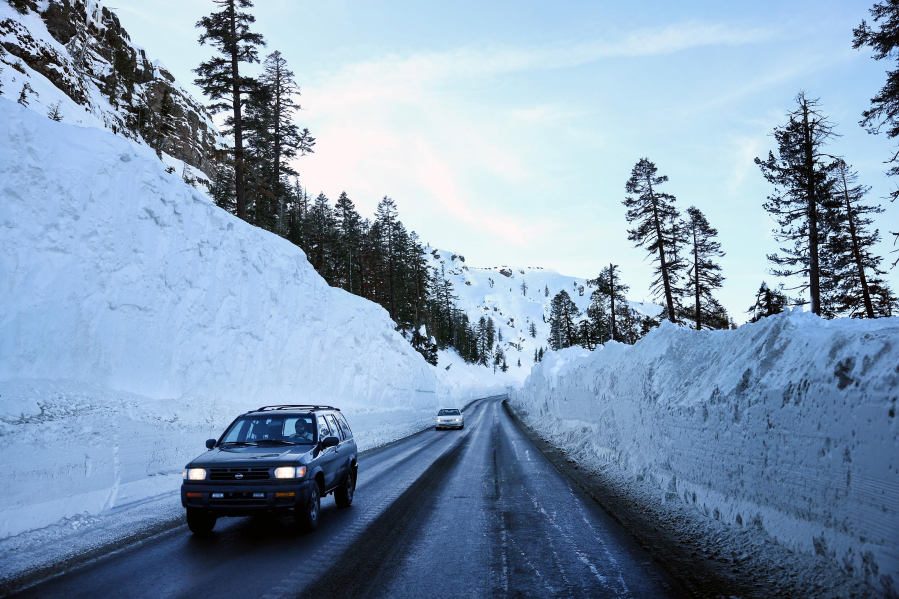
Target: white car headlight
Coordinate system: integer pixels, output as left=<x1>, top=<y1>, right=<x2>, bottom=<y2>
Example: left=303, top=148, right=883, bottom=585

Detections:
left=274, top=466, right=306, bottom=479
left=455, top=418, right=462, bottom=422
left=185, top=468, right=206, bottom=481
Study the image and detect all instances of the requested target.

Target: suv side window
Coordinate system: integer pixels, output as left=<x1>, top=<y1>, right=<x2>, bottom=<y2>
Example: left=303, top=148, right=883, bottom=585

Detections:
left=317, top=416, right=331, bottom=440
left=337, top=414, right=353, bottom=439
left=326, top=414, right=344, bottom=441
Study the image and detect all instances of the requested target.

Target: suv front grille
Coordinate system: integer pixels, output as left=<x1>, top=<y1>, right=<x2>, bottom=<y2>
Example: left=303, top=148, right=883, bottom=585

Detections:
left=209, top=467, right=270, bottom=481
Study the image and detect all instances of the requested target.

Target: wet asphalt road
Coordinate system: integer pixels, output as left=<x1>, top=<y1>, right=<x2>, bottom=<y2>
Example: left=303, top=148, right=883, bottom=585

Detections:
left=15, top=397, right=683, bottom=599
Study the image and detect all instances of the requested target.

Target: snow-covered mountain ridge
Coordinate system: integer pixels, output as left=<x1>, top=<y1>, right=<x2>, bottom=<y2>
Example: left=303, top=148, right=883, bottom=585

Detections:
left=425, top=248, right=662, bottom=379
left=0, top=0, right=224, bottom=179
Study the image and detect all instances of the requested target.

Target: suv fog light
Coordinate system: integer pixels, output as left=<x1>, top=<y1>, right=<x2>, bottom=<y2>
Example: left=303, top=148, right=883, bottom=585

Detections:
left=275, top=492, right=296, bottom=498
left=253, top=493, right=265, bottom=498
left=211, top=493, right=223, bottom=498
left=186, top=492, right=203, bottom=498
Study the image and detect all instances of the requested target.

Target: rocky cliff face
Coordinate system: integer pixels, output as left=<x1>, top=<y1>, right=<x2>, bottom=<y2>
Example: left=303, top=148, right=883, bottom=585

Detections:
left=0, top=0, right=224, bottom=177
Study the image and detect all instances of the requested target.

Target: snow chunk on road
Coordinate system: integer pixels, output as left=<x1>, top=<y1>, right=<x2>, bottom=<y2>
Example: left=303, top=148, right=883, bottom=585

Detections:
left=511, top=310, right=899, bottom=595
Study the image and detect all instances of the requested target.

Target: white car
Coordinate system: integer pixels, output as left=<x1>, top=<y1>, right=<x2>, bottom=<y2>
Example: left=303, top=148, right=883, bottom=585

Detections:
left=435, top=408, right=464, bottom=430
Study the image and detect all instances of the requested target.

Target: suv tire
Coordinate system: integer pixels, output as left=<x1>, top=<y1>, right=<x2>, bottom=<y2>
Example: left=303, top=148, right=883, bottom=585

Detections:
left=296, top=483, right=320, bottom=532
left=186, top=509, right=216, bottom=535
left=334, top=469, right=355, bottom=508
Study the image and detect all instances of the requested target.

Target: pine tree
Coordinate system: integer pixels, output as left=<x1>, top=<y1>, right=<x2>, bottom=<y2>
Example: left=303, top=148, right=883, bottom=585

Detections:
left=194, top=0, right=266, bottom=221
left=544, top=285, right=549, bottom=297
left=624, top=158, right=681, bottom=322
left=528, top=322, right=537, bottom=338
left=747, top=282, right=790, bottom=322
left=334, top=191, right=362, bottom=293
left=826, top=159, right=893, bottom=317
left=17, top=82, right=35, bottom=106
left=854, top=2, right=899, bottom=201
left=586, top=289, right=609, bottom=346
left=682, top=206, right=725, bottom=330
left=47, top=102, right=63, bottom=122
left=520, top=279, right=528, bottom=296
left=590, top=264, right=629, bottom=342
left=755, top=92, right=838, bottom=316
left=547, top=290, right=581, bottom=350
left=259, top=50, right=315, bottom=228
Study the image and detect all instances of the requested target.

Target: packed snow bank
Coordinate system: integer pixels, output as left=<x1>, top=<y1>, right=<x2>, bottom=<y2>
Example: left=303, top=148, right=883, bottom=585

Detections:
left=510, top=311, right=899, bottom=596
left=0, top=99, right=494, bottom=538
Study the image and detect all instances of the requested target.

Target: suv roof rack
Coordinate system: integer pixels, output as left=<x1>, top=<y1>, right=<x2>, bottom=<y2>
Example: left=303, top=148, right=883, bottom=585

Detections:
left=251, top=404, right=340, bottom=412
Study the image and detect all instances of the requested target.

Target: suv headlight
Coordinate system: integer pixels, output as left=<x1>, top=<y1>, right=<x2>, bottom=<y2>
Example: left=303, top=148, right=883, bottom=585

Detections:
left=274, top=466, right=306, bottom=479
left=184, top=468, right=206, bottom=481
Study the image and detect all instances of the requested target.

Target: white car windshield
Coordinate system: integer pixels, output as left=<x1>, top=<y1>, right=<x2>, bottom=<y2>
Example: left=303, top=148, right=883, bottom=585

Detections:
left=438, top=409, right=460, bottom=416
left=220, top=415, right=316, bottom=445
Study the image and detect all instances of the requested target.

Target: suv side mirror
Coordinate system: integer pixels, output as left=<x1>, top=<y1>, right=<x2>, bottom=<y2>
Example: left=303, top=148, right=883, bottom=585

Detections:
left=321, top=435, right=339, bottom=449
left=206, top=439, right=216, bottom=450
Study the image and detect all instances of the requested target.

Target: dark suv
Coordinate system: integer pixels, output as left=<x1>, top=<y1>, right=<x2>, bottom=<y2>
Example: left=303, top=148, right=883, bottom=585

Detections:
left=181, top=405, right=357, bottom=534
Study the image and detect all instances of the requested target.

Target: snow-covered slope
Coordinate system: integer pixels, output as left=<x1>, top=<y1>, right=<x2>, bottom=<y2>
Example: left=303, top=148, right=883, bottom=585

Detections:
left=0, top=98, right=500, bottom=538
left=425, top=248, right=662, bottom=380
left=510, top=311, right=899, bottom=595
left=0, top=1, right=224, bottom=180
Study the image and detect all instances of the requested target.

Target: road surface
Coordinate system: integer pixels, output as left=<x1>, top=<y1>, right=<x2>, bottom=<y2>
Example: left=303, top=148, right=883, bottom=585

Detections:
left=13, top=397, right=683, bottom=598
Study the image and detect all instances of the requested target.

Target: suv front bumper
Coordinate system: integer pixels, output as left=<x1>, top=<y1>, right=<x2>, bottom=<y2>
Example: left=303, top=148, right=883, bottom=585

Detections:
left=181, top=480, right=313, bottom=516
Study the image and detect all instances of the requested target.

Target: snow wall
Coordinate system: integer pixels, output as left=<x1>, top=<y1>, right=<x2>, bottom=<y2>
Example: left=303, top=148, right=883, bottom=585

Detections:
left=510, top=311, right=899, bottom=596
left=0, top=99, right=500, bottom=538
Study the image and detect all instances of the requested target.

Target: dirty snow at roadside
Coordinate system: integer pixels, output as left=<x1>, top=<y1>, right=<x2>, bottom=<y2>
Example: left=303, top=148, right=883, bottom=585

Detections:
left=510, top=311, right=899, bottom=596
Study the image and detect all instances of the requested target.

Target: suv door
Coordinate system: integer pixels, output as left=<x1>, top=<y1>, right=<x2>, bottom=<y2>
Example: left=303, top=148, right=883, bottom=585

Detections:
left=317, top=415, right=340, bottom=490
left=325, top=414, right=349, bottom=481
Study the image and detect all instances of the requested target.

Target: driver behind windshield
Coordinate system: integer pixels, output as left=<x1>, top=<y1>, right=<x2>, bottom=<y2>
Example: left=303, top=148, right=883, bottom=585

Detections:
left=291, top=418, right=314, bottom=443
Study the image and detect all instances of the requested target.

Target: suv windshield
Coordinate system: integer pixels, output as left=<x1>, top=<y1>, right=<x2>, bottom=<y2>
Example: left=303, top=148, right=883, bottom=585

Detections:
left=438, top=409, right=460, bottom=416
left=220, top=415, right=315, bottom=445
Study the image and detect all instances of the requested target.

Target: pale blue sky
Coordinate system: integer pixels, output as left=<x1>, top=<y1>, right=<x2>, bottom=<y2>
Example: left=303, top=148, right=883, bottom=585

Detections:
left=114, top=0, right=898, bottom=321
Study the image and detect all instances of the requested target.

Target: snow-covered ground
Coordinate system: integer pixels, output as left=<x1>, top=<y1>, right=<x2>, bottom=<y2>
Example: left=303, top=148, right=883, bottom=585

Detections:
left=424, top=248, right=662, bottom=380
left=0, top=98, right=503, bottom=541
left=510, top=310, right=899, bottom=596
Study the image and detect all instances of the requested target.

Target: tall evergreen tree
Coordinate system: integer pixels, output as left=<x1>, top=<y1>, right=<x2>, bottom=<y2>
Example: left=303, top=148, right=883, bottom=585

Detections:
left=682, top=206, right=726, bottom=330
left=194, top=0, right=265, bottom=221
left=586, top=289, right=609, bottom=347
left=589, top=264, right=629, bottom=342
left=547, top=290, right=581, bottom=350
left=334, top=191, right=362, bottom=293
left=755, top=92, right=838, bottom=316
left=259, top=50, right=315, bottom=227
left=623, top=158, right=681, bottom=322
left=827, top=159, right=892, bottom=317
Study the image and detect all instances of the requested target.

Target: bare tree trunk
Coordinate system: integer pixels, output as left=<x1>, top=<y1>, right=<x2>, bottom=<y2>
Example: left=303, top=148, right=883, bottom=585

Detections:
left=646, top=176, right=676, bottom=322
left=692, top=223, right=701, bottom=330
left=840, top=166, right=875, bottom=318
left=801, top=100, right=821, bottom=315
left=609, top=263, right=617, bottom=342
left=229, top=1, right=246, bottom=221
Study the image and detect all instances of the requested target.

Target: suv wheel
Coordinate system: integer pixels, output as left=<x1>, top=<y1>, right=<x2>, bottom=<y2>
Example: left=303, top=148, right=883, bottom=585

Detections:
left=186, top=509, right=216, bottom=535
left=335, top=469, right=355, bottom=508
left=296, top=483, right=320, bottom=532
